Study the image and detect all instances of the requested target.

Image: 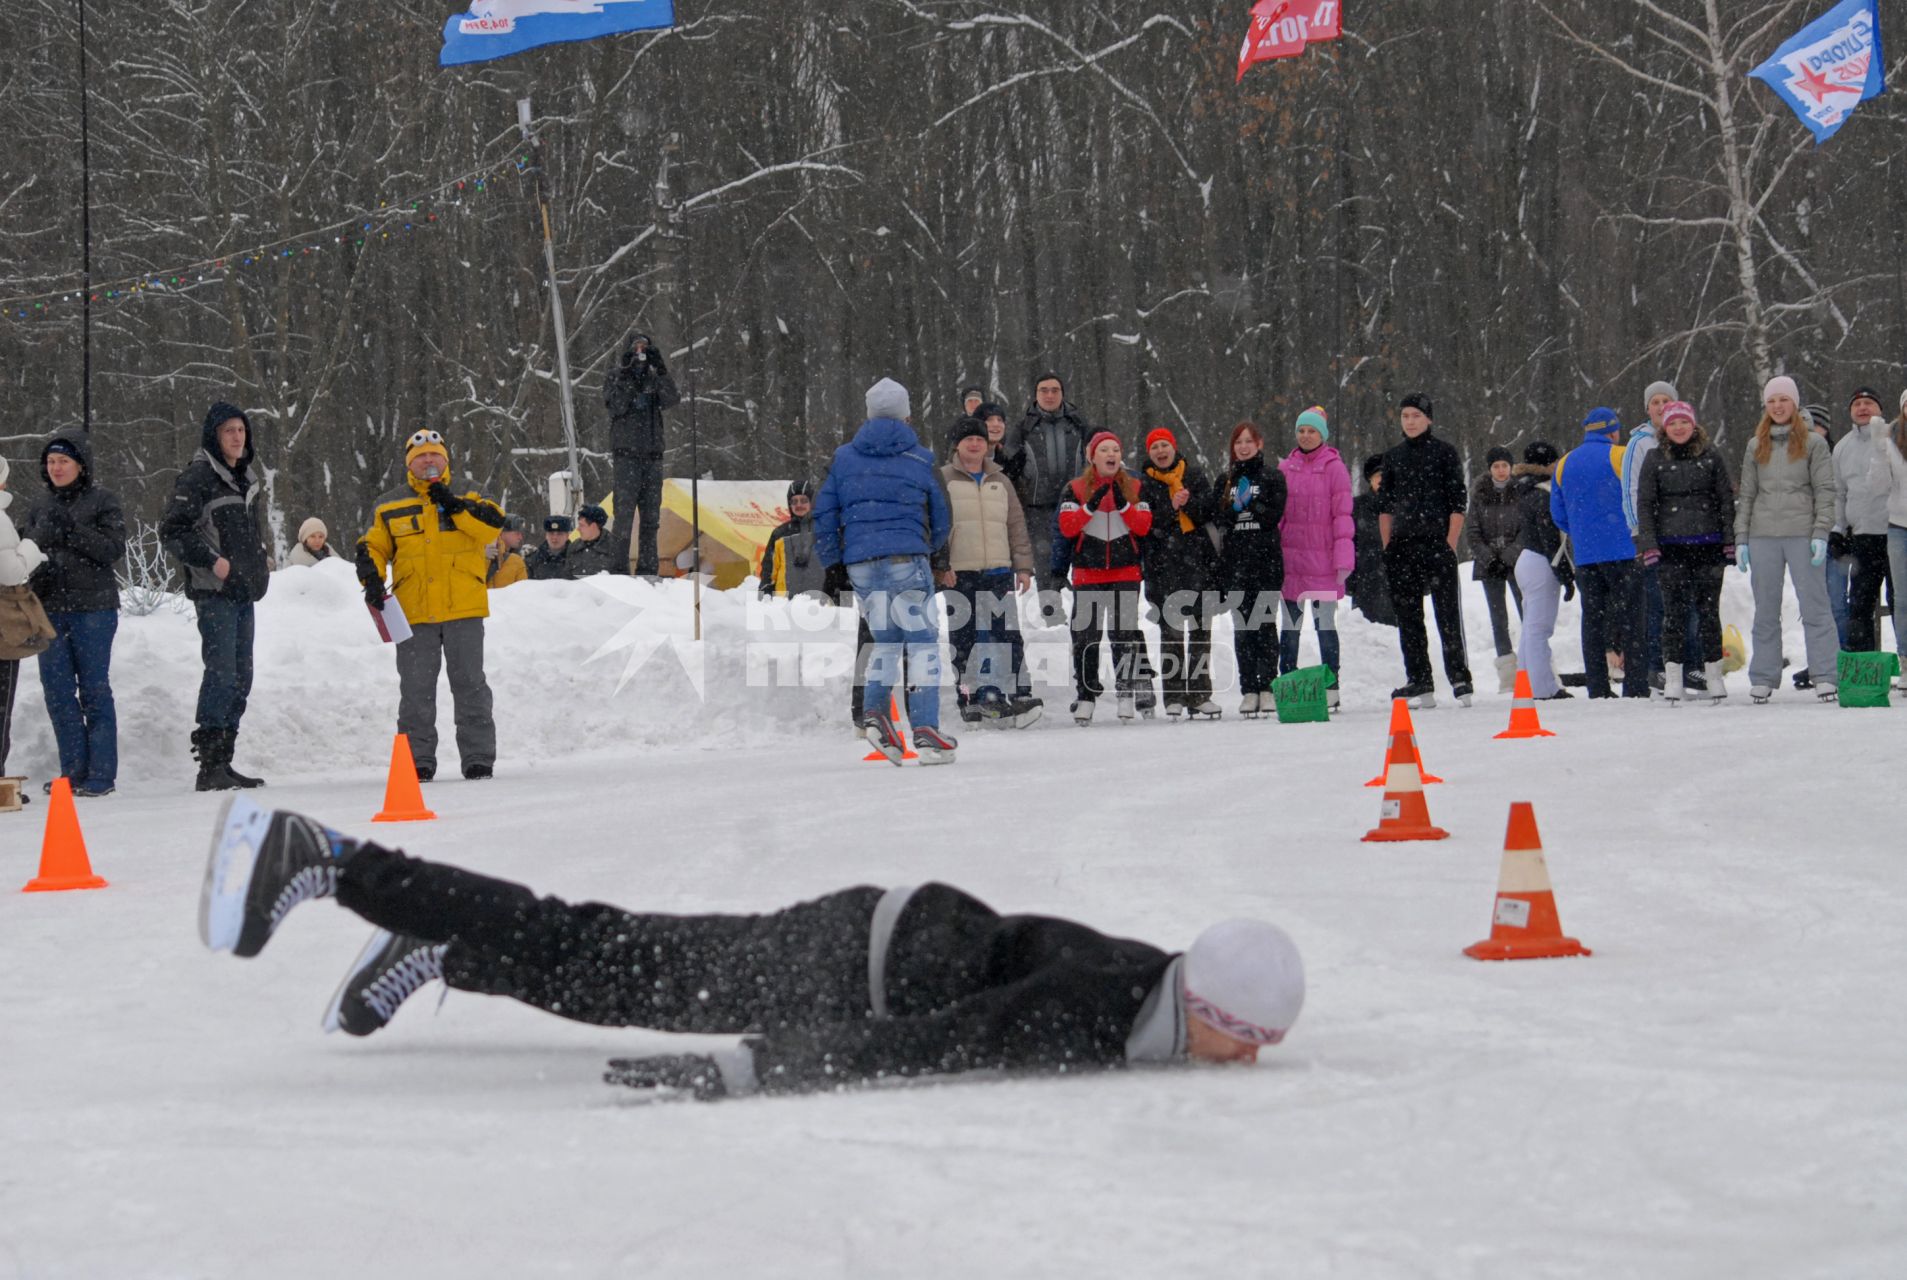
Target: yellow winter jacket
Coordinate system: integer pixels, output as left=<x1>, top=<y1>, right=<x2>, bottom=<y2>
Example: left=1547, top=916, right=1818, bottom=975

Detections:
left=358, top=474, right=505, bottom=624
left=487, top=547, right=528, bottom=589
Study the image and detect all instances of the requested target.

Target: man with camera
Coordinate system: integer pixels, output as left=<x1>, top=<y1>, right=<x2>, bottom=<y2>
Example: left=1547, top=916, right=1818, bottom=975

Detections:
left=603, top=333, right=681, bottom=577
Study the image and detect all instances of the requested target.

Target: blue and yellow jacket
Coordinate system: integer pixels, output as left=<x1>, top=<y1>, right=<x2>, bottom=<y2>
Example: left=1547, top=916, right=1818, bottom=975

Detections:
left=1551, top=435, right=1634, bottom=567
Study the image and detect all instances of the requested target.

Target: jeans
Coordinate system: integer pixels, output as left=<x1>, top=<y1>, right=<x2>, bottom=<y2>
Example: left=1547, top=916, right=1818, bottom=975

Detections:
left=848, top=556, right=944, bottom=731
left=1825, top=553, right=1852, bottom=648
left=0, top=657, right=19, bottom=774
left=945, top=570, right=1021, bottom=707
left=1514, top=550, right=1562, bottom=699
left=396, top=618, right=496, bottom=772
left=1746, top=536, right=1838, bottom=689
left=37, top=609, right=118, bottom=787
left=194, top=596, right=256, bottom=732
left=1575, top=560, right=1647, bottom=697
left=1383, top=537, right=1471, bottom=689
left=1278, top=599, right=1341, bottom=683
left=1070, top=582, right=1154, bottom=702
left=613, top=450, right=664, bottom=576
left=1890, top=527, right=1907, bottom=661
left=1479, top=574, right=1523, bottom=658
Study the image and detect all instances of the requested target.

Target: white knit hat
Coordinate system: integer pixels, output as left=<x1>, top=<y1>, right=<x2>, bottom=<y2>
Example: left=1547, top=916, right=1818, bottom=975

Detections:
left=1763, top=375, right=1800, bottom=407
left=865, top=377, right=911, bottom=422
left=1182, top=920, right=1305, bottom=1045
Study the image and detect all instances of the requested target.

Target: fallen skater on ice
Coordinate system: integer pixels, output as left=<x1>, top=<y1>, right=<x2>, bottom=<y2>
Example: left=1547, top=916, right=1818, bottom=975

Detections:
left=199, top=796, right=1305, bottom=1100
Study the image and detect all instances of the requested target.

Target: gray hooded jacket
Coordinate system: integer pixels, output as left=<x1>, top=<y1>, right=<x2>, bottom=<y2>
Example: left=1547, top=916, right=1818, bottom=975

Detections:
left=1735, top=425, right=1834, bottom=542
left=1832, top=418, right=1896, bottom=536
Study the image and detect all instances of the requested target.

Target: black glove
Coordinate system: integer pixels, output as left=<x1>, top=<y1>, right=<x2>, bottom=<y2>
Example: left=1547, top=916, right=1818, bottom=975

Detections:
left=362, top=575, right=387, bottom=609
left=603, top=1054, right=729, bottom=1101
left=1088, top=482, right=1115, bottom=509
left=426, top=482, right=465, bottom=514
left=33, top=503, right=75, bottom=542
left=823, top=563, right=851, bottom=599
left=646, top=348, right=668, bottom=375
left=1561, top=572, right=1576, bottom=603
left=1827, top=530, right=1851, bottom=560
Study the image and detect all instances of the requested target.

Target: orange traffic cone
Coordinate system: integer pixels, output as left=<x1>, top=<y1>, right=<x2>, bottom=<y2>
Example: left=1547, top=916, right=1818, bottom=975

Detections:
left=1360, top=725, right=1449, bottom=842
left=22, top=778, right=108, bottom=893
left=1365, top=698, right=1444, bottom=787
left=373, top=734, right=438, bottom=823
left=1494, top=670, right=1556, bottom=739
left=862, top=695, right=918, bottom=763
left=1463, top=803, right=1591, bottom=960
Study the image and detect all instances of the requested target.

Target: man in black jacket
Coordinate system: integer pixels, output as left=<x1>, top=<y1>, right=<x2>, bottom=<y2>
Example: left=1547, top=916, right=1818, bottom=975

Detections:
left=23, top=431, right=127, bottom=797
left=1002, top=373, right=1093, bottom=586
left=1375, top=393, right=1475, bottom=705
left=523, top=515, right=574, bottom=581
left=161, top=401, right=273, bottom=791
left=565, top=503, right=622, bottom=577
left=603, top=334, right=682, bottom=577
left=200, top=796, right=1306, bottom=1099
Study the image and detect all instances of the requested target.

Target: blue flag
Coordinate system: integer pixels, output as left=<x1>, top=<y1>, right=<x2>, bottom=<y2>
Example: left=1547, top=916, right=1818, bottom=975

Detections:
left=441, top=0, right=675, bottom=67
left=1750, top=0, right=1885, bottom=143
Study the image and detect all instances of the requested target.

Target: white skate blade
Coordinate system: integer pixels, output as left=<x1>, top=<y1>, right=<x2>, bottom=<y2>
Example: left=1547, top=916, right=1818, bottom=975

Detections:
left=199, top=794, right=271, bottom=953
left=321, top=928, right=395, bottom=1034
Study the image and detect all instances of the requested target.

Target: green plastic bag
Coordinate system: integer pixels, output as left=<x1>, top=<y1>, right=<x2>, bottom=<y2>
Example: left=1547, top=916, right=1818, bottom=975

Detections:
left=1836, top=650, right=1900, bottom=708
left=1272, top=666, right=1333, bottom=724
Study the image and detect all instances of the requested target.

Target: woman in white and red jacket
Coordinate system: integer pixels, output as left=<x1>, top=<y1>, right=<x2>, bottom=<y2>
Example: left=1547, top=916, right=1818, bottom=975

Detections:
left=1058, top=431, right=1154, bottom=723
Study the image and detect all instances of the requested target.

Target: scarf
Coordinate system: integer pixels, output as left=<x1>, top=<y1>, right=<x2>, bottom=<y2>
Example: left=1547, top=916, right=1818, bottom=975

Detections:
left=1146, top=460, right=1194, bottom=533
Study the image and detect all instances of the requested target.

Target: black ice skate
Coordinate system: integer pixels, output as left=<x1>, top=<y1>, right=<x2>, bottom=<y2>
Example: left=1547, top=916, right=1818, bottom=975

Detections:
left=1450, top=681, right=1474, bottom=708
left=1391, top=681, right=1436, bottom=709
left=199, top=795, right=354, bottom=958
left=322, top=929, right=447, bottom=1037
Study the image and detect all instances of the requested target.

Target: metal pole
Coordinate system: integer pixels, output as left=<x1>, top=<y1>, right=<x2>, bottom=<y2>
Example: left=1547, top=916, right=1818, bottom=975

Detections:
left=683, top=212, right=703, bottom=641
left=78, top=0, right=93, bottom=433
left=516, top=97, right=582, bottom=514
left=1330, top=44, right=1345, bottom=441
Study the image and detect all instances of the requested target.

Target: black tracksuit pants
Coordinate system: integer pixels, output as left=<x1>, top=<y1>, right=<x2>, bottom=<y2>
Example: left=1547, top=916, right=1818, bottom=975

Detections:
left=1658, top=557, right=1725, bottom=666
left=1070, top=582, right=1154, bottom=701
left=336, top=844, right=882, bottom=1034
left=1383, top=537, right=1471, bottom=689
left=1847, top=534, right=1892, bottom=652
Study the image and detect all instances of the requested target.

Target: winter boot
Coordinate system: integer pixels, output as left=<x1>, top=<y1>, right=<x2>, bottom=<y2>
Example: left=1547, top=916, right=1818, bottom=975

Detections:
left=199, top=795, right=355, bottom=958
left=1494, top=653, right=1517, bottom=694
left=1072, top=699, right=1097, bottom=726
left=223, top=730, right=265, bottom=789
left=322, top=929, right=448, bottom=1038
left=863, top=712, right=906, bottom=766
left=1116, top=692, right=1137, bottom=722
left=1662, top=662, right=1684, bottom=705
left=912, top=725, right=958, bottom=765
left=192, top=729, right=243, bottom=793
left=1703, top=661, right=1727, bottom=702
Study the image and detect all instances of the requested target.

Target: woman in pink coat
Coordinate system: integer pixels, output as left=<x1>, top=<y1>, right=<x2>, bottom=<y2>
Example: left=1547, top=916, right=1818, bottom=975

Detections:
left=1277, top=406, right=1355, bottom=709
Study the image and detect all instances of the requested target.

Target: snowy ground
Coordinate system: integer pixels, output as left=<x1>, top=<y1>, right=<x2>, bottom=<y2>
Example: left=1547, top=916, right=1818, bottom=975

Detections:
left=3, top=564, right=1904, bottom=1279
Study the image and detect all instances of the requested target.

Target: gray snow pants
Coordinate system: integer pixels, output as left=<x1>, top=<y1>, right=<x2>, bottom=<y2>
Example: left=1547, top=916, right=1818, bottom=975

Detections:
left=396, top=618, right=495, bottom=772
left=1747, top=535, right=1838, bottom=690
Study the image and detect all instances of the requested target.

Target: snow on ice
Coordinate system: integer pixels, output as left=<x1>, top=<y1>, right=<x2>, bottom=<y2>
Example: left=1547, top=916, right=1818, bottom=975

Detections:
left=3, top=560, right=1903, bottom=1277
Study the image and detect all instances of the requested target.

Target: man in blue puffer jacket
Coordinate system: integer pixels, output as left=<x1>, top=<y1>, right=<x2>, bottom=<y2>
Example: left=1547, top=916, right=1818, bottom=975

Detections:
left=1552, top=407, right=1648, bottom=698
left=815, top=378, right=956, bottom=763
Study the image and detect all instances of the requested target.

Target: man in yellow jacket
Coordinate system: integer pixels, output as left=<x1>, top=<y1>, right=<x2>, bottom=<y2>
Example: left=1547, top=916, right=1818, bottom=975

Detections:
left=356, top=430, right=506, bottom=781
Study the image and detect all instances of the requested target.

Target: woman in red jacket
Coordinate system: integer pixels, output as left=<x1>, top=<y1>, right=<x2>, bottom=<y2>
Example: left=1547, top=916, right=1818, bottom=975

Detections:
left=1059, top=431, right=1155, bottom=724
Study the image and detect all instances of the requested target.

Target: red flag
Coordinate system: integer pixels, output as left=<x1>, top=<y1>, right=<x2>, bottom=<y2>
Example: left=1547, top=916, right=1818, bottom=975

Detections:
left=1237, top=0, right=1343, bottom=82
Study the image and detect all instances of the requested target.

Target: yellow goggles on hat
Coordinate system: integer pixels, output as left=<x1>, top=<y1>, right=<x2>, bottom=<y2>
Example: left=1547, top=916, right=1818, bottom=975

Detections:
left=407, top=429, right=446, bottom=450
